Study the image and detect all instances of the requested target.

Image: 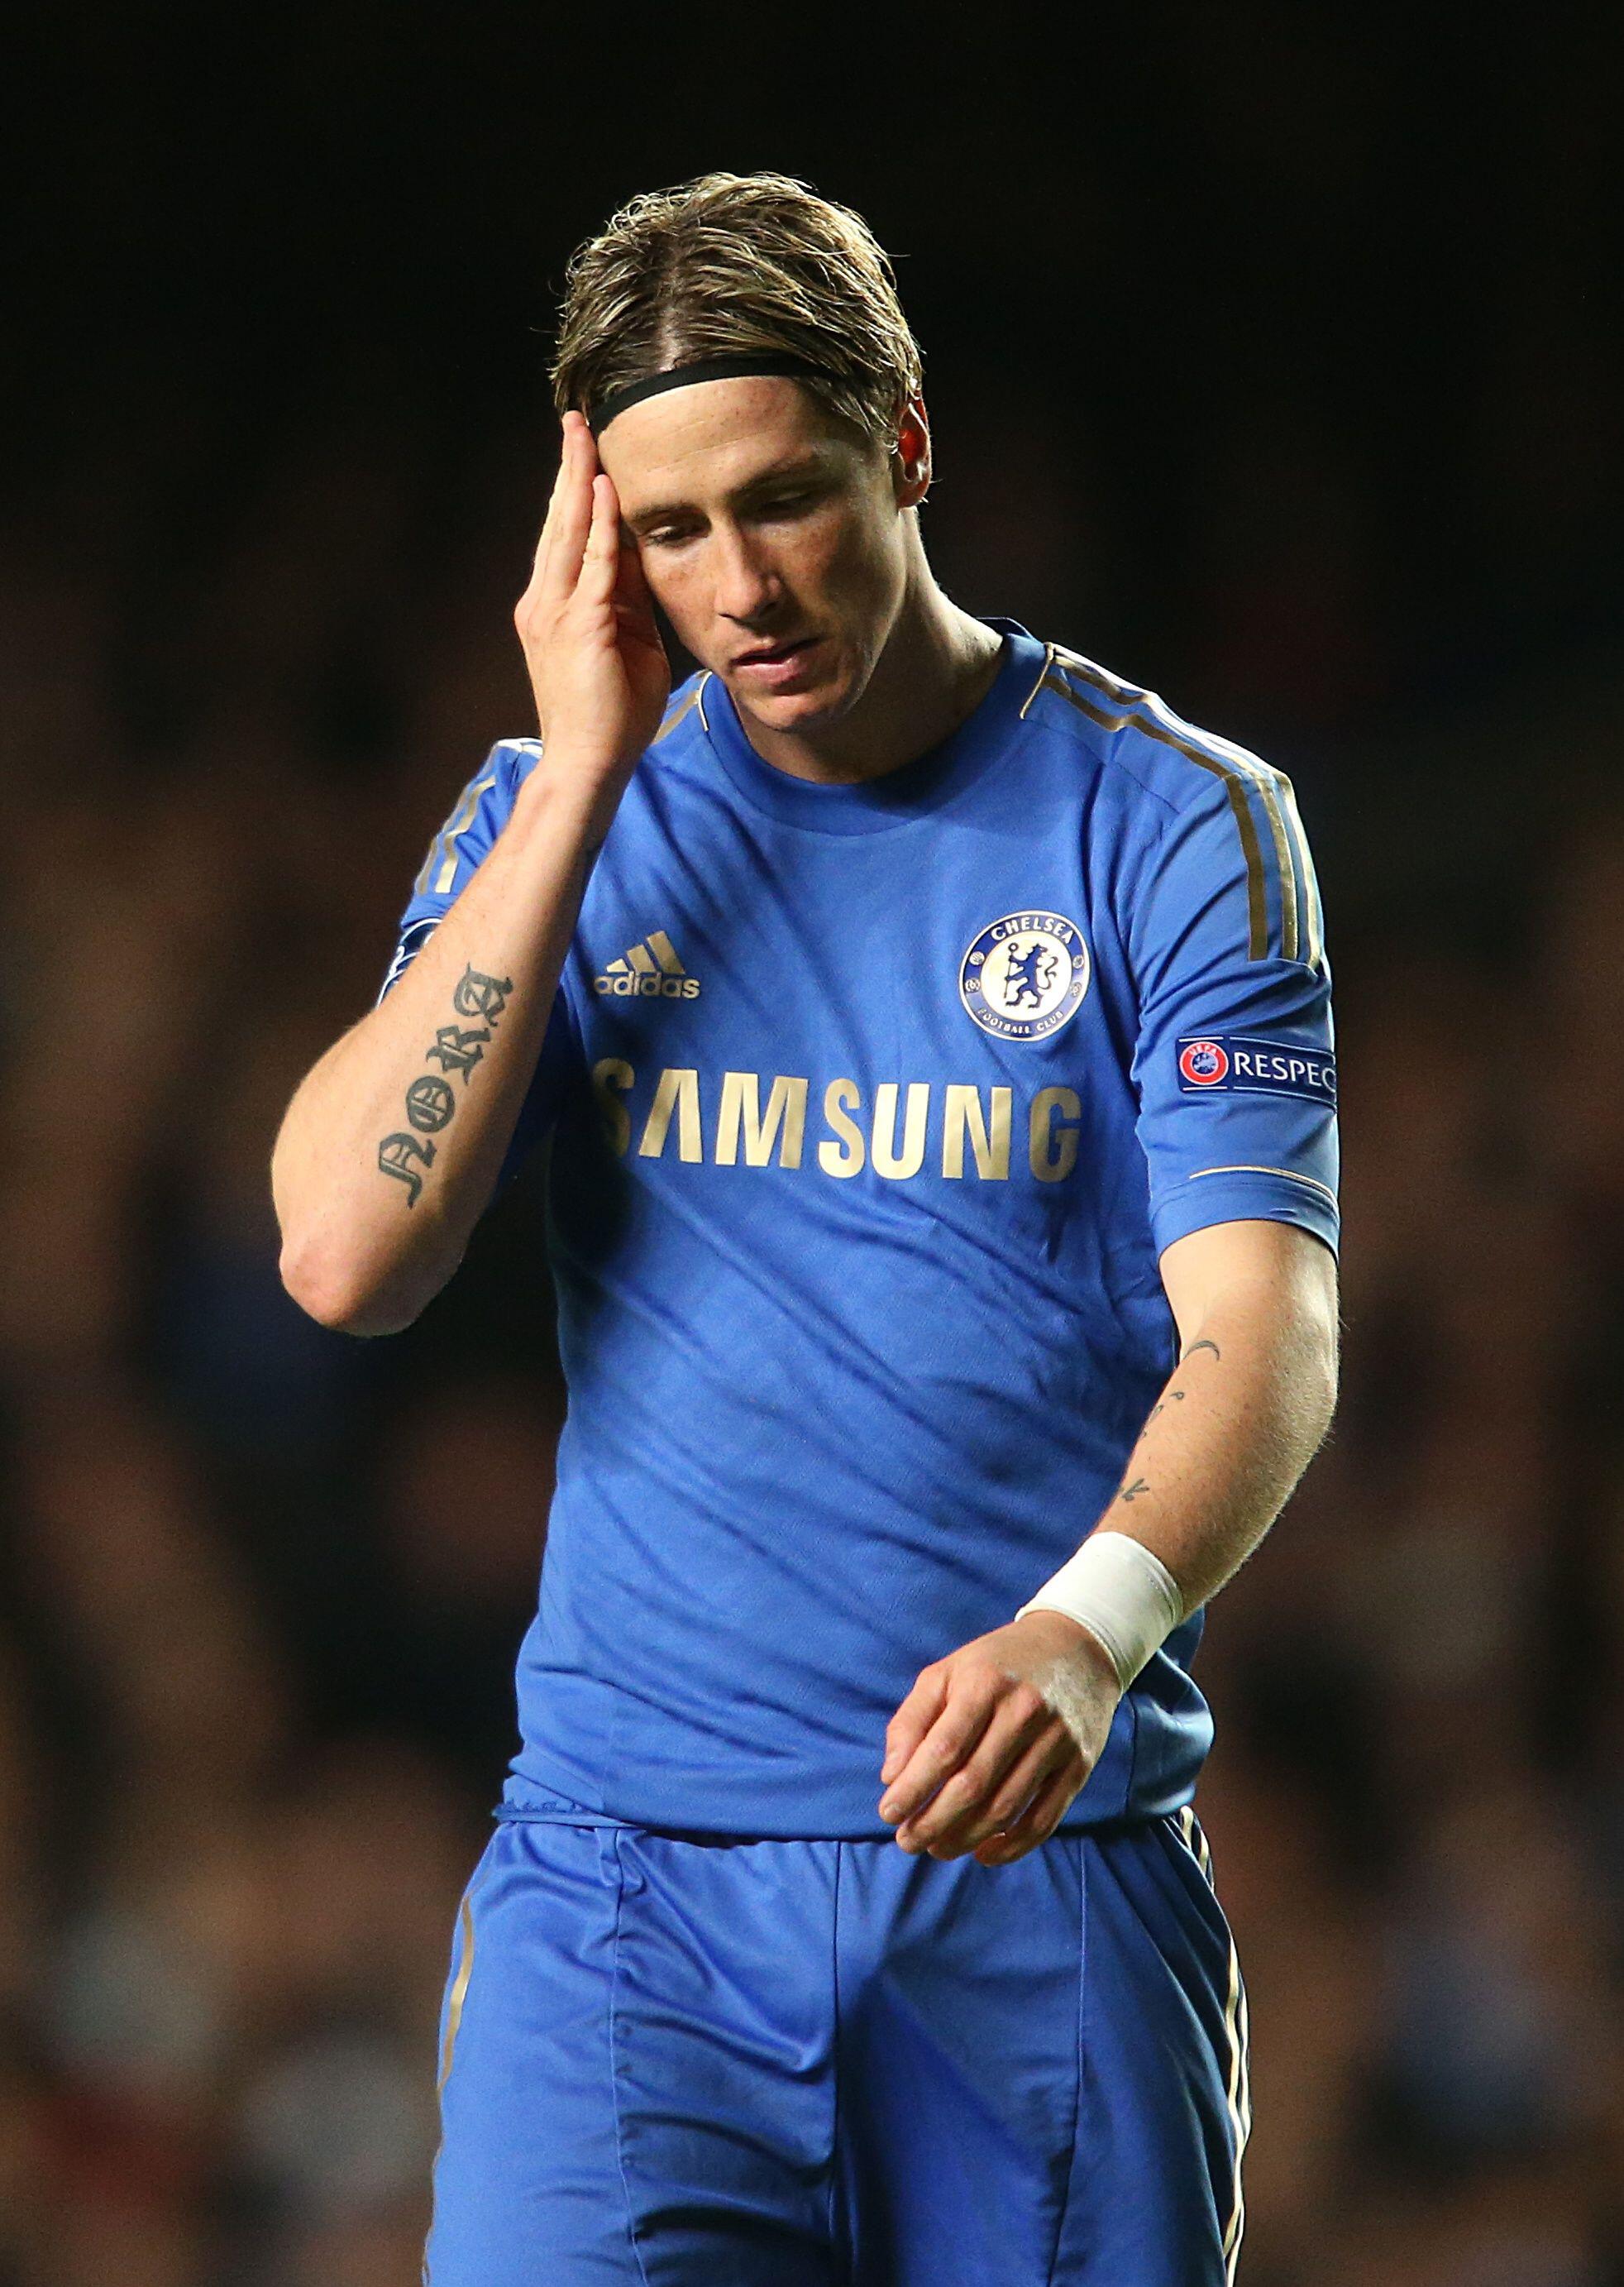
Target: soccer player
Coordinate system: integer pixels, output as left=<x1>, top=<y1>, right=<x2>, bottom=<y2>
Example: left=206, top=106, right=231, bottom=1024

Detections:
left=272, top=172, right=1340, bottom=2287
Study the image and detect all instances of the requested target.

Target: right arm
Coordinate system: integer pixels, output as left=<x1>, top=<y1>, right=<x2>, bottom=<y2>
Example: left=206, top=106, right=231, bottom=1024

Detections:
left=272, top=412, right=669, bottom=1336
left=273, top=764, right=603, bottom=1335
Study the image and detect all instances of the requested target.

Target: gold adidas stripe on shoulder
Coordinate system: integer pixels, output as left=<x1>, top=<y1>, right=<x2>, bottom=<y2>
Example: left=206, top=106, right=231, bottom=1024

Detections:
left=416, top=766, right=498, bottom=898
left=1029, top=649, right=1269, bottom=960
left=654, top=676, right=712, bottom=744
left=1032, top=644, right=1323, bottom=970
left=1275, top=772, right=1325, bottom=971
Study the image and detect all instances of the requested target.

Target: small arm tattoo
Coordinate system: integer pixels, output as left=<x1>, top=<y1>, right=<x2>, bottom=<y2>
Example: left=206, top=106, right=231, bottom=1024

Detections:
left=1182, top=1339, right=1221, bottom=1366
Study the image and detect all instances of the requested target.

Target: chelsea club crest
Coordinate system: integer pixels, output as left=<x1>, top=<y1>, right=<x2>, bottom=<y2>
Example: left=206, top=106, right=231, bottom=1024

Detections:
left=959, top=911, right=1091, bottom=1041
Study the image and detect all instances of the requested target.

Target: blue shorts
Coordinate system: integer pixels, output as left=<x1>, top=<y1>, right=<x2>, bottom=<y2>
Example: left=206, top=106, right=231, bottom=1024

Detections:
left=424, top=1804, right=1249, bottom=2286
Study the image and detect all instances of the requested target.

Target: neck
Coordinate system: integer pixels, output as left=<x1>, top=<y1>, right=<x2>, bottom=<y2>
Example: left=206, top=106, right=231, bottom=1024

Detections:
left=733, top=543, right=1005, bottom=787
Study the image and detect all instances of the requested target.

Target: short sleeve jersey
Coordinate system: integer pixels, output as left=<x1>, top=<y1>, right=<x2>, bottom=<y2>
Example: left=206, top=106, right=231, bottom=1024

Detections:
left=381, top=623, right=1338, bottom=1837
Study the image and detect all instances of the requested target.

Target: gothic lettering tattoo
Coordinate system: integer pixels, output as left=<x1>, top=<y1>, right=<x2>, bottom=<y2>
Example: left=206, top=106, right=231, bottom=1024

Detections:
left=378, top=1132, right=437, bottom=1208
left=375, top=964, right=515, bottom=1207
left=406, top=1075, right=456, bottom=1132
left=453, top=965, right=513, bottom=1023
left=426, top=1023, right=490, bottom=1078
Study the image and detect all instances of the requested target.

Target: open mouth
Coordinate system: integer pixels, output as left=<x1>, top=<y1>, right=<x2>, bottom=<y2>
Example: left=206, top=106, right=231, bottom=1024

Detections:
left=733, top=635, right=819, bottom=671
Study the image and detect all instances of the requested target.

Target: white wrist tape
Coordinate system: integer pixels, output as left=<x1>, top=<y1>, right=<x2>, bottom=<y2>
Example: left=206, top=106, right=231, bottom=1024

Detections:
left=1015, top=1531, right=1184, bottom=1690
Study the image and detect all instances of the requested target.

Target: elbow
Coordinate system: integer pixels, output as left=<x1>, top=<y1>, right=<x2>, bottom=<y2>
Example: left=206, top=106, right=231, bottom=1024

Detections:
left=278, top=1236, right=427, bottom=1339
left=1312, top=1353, right=1340, bottom=1447
left=1302, top=1309, right=1341, bottom=1446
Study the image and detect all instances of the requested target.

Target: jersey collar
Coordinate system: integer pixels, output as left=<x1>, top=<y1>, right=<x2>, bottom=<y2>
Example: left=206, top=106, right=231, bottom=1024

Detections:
left=700, top=619, right=1046, bottom=835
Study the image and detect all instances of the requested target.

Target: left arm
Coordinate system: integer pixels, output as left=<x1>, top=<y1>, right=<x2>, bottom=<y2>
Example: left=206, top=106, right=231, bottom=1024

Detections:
left=877, top=1217, right=1339, bottom=1866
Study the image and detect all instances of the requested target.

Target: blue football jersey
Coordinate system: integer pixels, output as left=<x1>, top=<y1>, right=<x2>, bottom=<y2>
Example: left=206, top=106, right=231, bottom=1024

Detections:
left=381, top=622, right=1338, bottom=1837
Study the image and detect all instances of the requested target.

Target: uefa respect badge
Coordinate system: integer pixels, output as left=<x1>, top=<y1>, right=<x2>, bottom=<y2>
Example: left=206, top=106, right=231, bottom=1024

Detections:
left=1176, top=1034, right=1337, bottom=1103
left=959, top=911, right=1091, bottom=1041
left=1178, top=1038, right=1231, bottom=1087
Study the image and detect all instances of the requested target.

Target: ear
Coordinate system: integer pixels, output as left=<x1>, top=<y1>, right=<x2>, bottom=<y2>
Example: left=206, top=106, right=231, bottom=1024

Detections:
left=891, top=397, right=932, bottom=510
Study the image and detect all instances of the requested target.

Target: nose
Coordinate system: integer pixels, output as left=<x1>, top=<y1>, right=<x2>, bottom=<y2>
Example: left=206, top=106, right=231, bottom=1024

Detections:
left=709, top=520, right=780, bottom=626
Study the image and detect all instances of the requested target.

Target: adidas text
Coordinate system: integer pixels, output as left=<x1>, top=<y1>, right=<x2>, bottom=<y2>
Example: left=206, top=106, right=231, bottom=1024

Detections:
left=595, top=973, right=702, bottom=1000
left=595, top=930, right=700, bottom=1001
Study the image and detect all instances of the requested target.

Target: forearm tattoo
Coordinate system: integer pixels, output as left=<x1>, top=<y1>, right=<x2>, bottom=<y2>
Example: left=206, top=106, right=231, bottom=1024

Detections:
left=377, top=964, right=513, bottom=1207
left=1114, top=1340, right=1221, bottom=1505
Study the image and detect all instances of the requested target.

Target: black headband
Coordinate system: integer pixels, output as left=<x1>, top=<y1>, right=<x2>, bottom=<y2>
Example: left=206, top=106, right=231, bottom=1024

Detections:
left=586, top=354, right=831, bottom=437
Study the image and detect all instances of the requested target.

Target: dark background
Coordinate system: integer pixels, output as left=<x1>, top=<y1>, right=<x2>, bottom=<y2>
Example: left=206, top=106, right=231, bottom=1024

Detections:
left=2, top=10, right=1622, bottom=2282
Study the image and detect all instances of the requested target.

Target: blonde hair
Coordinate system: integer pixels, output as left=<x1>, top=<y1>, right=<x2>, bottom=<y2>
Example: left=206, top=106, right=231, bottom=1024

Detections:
left=551, top=172, right=923, bottom=449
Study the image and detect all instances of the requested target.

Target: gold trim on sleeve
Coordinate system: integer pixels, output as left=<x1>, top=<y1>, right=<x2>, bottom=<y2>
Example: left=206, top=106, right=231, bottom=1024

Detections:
left=1186, top=1165, right=1339, bottom=1209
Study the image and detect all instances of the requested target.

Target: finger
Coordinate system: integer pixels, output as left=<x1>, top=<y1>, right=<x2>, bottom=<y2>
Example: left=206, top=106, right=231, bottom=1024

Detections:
left=528, top=457, right=566, bottom=581
left=576, top=472, right=623, bottom=605
left=613, top=521, right=662, bottom=639
left=896, top=1698, right=1053, bottom=1855
left=900, top=1703, right=1066, bottom=1858
left=944, top=1731, right=1077, bottom=1859
left=537, top=415, right=598, bottom=602
left=972, top=1757, right=1084, bottom=1867
left=880, top=1667, right=948, bottom=1793
left=521, top=415, right=585, bottom=602
left=891, top=1684, right=1044, bottom=1848
left=879, top=1672, right=1000, bottom=1830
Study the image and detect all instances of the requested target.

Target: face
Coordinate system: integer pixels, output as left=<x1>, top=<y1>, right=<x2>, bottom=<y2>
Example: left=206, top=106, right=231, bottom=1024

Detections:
left=596, top=376, right=929, bottom=735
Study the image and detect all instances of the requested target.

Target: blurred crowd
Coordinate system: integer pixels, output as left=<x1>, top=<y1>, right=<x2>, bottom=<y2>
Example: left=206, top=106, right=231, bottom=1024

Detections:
left=0, top=344, right=1622, bottom=2287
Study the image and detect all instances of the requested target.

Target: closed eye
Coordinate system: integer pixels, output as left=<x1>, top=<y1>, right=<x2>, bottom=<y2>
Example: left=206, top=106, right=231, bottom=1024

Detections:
left=750, top=487, right=826, bottom=523
left=635, top=482, right=832, bottom=549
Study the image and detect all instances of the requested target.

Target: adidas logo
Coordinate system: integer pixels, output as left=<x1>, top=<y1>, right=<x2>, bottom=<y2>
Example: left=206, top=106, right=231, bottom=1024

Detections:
left=594, top=930, right=702, bottom=1001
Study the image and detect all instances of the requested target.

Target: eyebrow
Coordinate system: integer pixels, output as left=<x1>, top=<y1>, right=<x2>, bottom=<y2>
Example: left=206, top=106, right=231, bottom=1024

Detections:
left=623, top=452, right=836, bottom=533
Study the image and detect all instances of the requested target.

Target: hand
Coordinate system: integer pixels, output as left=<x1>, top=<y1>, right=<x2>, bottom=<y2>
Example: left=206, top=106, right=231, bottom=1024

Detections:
left=877, top=1610, right=1122, bottom=1867
left=513, top=410, right=671, bottom=784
